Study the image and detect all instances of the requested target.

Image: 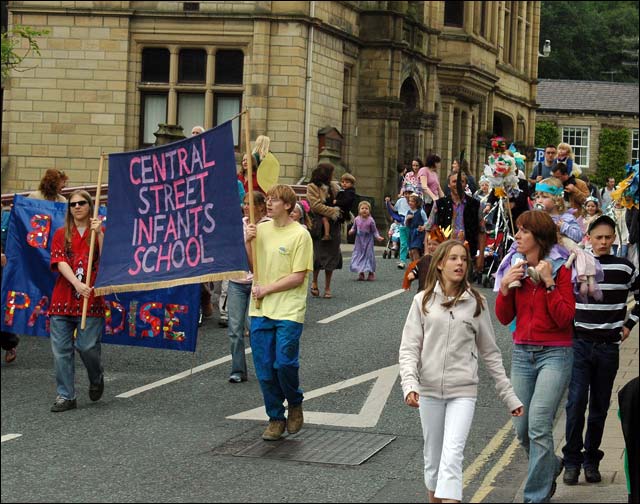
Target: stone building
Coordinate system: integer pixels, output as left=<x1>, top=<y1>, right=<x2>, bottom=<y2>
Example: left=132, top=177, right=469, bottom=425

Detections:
left=536, top=79, right=639, bottom=173
left=2, top=1, right=543, bottom=209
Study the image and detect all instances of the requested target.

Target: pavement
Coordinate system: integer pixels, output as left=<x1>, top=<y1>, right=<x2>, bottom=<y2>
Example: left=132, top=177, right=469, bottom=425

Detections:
left=514, top=314, right=638, bottom=503
left=364, top=239, right=638, bottom=503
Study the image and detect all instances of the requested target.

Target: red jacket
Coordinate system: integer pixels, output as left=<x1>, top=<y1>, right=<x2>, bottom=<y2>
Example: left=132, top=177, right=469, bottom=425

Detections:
left=495, top=266, right=575, bottom=347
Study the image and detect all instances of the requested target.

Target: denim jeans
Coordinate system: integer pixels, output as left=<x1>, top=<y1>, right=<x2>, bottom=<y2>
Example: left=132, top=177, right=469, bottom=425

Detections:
left=511, top=344, right=573, bottom=503
left=250, top=316, right=304, bottom=421
left=563, top=339, right=619, bottom=469
left=50, top=315, right=104, bottom=400
left=227, top=281, right=251, bottom=378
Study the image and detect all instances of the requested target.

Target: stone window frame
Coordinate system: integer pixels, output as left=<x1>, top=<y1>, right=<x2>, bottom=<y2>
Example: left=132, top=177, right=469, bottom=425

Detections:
left=137, top=45, right=245, bottom=148
left=561, top=126, right=590, bottom=169
left=632, top=128, right=639, bottom=164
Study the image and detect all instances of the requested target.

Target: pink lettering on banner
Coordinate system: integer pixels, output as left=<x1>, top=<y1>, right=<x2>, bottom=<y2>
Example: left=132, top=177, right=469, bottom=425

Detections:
left=4, top=291, right=31, bottom=326
left=26, top=214, right=51, bottom=249
left=201, top=137, right=216, bottom=169
left=130, top=157, right=142, bottom=184
left=177, top=147, right=192, bottom=177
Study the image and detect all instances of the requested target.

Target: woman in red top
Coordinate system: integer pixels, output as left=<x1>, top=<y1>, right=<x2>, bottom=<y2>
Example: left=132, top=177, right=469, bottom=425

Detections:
left=49, top=190, right=105, bottom=413
left=495, top=210, right=575, bottom=502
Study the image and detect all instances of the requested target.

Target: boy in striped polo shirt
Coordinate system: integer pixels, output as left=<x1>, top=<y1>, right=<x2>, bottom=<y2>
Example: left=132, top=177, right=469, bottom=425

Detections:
left=563, top=215, right=639, bottom=485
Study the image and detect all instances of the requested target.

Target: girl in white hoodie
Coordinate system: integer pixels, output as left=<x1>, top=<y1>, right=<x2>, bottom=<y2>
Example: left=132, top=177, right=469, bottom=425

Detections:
left=399, top=240, right=523, bottom=503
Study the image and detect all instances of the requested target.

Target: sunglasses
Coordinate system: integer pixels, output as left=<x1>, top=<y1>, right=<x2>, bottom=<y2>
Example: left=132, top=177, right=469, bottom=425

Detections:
left=69, top=200, right=89, bottom=208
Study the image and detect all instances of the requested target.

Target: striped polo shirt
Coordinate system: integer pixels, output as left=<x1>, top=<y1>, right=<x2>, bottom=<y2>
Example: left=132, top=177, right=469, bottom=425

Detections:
left=574, top=255, right=639, bottom=343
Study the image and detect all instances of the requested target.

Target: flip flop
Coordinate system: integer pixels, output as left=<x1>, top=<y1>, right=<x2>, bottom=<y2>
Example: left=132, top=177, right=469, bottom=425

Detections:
left=323, top=291, right=332, bottom=299
left=310, top=286, right=320, bottom=297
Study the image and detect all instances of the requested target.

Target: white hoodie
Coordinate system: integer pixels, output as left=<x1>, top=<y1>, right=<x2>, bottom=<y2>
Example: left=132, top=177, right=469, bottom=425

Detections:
left=399, top=283, right=522, bottom=413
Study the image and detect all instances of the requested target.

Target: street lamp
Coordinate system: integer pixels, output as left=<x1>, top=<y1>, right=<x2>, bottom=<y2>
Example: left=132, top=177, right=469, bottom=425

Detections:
left=538, top=39, right=551, bottom=58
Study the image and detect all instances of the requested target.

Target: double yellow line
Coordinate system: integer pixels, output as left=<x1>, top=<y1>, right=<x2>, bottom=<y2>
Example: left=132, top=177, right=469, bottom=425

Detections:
left=462, top=419, right=519, bottom=502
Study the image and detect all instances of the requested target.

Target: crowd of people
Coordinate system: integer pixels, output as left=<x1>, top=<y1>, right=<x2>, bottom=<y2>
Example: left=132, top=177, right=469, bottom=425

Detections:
left=1, top=135, right=639, bottom=503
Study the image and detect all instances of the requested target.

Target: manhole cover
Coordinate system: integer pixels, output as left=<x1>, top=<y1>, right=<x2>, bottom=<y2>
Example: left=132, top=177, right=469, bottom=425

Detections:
left=233, top=428, right=395, bottom=466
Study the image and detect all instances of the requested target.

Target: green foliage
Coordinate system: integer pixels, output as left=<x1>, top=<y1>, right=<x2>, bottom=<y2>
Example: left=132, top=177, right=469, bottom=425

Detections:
left=595, top=128, right=630, bottom=185
left=539, top=1, right=639, bottom=83
left=535, top=121, right=560, bottom=148
left=1, top=25, right=49, bottom=80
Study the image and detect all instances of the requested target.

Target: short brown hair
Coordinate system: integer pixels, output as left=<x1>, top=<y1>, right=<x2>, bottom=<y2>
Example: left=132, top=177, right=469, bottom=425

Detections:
left=267, top=184, right=297, bottom=214
left=341, top=173, right=356, bottom=184
left=515, top=210, right=558, bottom=261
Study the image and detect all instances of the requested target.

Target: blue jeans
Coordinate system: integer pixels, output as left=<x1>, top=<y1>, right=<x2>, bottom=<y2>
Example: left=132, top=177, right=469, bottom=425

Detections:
left=511, top=345, right=573, bottom=503
left=250, top=316, right=304, bottom=421
left=50, top=315, right=104, bottom=400
left=227, top=281, right=251, bottom=378
left=562, top=339, right=619, bottom=469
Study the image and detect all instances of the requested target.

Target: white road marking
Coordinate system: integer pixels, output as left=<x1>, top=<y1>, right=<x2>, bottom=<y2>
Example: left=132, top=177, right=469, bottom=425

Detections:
left=116, top=349, right=252, bottom=398
left=1, top=434, right=22, bottom=443
left=317, top=289, right=407, bottom=324
left=227, top=364, right=399, bottom=428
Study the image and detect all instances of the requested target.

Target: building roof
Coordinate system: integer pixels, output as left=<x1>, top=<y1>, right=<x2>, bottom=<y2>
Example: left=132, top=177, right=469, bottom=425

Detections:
left=537, top=79, right=639, bottom=115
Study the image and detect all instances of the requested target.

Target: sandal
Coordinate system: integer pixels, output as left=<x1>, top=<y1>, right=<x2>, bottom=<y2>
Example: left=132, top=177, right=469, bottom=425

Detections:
left=310, top=285, right=320, bottom=297
left=323, top=291, right=332, bottom=299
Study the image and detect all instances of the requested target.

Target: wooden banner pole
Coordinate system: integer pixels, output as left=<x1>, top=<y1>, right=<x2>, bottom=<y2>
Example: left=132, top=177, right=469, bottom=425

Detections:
left=243, top=109, right=261, bottom=308
left=81, top=152, right=106, bottom=330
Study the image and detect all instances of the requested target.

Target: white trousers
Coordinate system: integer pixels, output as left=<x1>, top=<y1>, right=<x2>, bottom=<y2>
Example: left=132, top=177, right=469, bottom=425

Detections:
left=419, top=396, right=477, bottom=501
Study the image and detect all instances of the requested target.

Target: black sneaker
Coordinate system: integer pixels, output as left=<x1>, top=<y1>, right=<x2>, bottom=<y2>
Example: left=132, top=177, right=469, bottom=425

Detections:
left=89, top=377, right=104, bottom=402
left=563, top=466, right=580, bottom=485
left=51, top=397, right=77, bottom=413
left=218, top=319, right=228, bottom=328
left=584, top=466, right=601, bottom=483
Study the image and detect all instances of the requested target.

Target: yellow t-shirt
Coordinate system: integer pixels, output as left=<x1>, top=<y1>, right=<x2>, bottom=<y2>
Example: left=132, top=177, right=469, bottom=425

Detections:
left=249, top=220, right=313, bottom=323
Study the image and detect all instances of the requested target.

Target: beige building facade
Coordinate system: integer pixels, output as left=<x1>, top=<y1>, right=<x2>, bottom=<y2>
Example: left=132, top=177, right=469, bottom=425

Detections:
left=536, top=80, right=639, bottom=176
left=2, top=1, right=543, bottom=208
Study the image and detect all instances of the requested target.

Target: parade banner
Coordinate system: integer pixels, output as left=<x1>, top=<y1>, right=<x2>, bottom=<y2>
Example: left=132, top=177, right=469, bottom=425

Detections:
left=1, top=196, right=199, bottom=351
left=94, top=121, right=248, bottom=296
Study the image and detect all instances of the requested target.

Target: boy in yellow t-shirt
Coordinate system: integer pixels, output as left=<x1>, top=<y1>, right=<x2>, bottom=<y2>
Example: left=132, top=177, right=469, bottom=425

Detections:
left=245, top=184, right=313, bottom=441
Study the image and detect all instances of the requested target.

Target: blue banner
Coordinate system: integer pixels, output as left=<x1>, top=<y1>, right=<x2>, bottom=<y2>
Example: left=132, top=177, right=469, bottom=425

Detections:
left=94, top=121, right=248, bottom=295
left=535, top=148, right=545, bottom=163
left=1, top=196, right=199, bottom=351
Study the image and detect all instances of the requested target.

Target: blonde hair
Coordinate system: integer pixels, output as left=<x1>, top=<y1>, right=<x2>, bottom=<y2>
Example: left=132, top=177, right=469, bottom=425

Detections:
left=358, top=200, right=371, bottom=212
left=252, top=135, right=271, bottom=161
left=557, top=142, right=574, bottom=160
left=538, top=177, right=566, bottom=213
left=65, top=190, right=95, bottom=253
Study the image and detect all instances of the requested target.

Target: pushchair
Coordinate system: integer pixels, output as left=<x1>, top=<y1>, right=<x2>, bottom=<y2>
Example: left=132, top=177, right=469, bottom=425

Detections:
left=382, top=222, right=400, bottom=259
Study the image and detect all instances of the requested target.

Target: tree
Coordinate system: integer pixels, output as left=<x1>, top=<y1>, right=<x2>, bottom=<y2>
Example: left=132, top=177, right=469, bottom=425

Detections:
left=539, top=1, right=639, bottom=83
left=535, top=121, right=560, bottom=148
left=595, top=128, right=630, bottom=185
left=1, top=25, right=49, bottom=80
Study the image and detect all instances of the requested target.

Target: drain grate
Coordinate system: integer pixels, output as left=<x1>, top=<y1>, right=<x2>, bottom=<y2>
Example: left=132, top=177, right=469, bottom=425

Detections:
left=234, top=428, right=396, bottom=466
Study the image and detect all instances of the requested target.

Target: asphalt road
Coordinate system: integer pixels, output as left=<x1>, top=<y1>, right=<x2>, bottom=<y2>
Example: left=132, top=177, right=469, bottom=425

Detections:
left=1, top=247, right=528, bottom=503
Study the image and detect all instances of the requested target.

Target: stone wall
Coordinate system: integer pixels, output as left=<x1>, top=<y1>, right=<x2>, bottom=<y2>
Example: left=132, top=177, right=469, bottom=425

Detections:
left=2, top=8, right=129, bottom=191
left=537, top=112, right=640, bottom=176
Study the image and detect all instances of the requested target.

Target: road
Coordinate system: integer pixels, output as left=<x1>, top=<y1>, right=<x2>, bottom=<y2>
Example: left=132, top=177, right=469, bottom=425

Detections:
left=1, top=247, right=529, bottom=503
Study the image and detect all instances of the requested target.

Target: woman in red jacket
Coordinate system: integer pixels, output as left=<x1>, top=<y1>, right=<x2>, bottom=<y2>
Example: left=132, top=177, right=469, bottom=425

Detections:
left=496, top=210, right=575, bottom=503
